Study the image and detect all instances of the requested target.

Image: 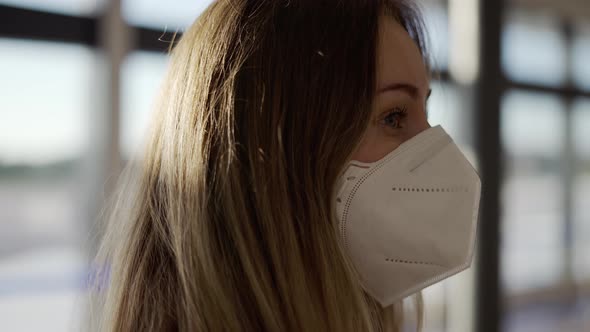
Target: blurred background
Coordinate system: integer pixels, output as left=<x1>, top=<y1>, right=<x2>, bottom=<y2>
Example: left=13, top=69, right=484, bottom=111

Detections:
left=0, top=0, right=588, bottom=331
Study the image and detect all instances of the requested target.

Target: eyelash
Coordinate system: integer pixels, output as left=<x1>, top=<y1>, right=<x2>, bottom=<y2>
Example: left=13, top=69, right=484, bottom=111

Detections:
left=381, top=106, right=408, bottom=129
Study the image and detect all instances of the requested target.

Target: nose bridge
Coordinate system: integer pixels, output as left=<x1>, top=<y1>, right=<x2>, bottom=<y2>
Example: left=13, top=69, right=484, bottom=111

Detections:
left=403, top=114, right=432, bottom=147
left=420, top=112, right=432, bottom=129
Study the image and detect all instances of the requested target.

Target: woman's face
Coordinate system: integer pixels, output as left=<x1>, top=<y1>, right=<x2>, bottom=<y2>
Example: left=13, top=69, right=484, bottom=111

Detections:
left=351, top=15, right=431, bottom=163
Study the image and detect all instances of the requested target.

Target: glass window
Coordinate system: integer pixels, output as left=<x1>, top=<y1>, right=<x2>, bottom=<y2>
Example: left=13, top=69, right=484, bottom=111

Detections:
left=427, top=82, right=464, bottom=140
left=502, top=9, right=567, bottom=87
left=0, top=40, right=94, bottom=164
left=0, top=38, right=96, bottom=332
left=572, top=22, right=590, bottom=91
left=120, top=51, right=170, bottom=159
left=421, top=0, right=449, bottom=70
left=572, top=98, right=590, bottom=282
left=122, top=0, right=213, bottom=30
left=0, top=0, right=103, bottom=16
left=501, top=90, right=566, bottom=293
left=427, top=80, right=478, bottom=168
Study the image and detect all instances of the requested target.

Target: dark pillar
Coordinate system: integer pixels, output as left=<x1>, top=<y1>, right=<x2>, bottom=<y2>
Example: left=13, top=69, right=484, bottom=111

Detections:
left=474, top=0, right=504, bottom=331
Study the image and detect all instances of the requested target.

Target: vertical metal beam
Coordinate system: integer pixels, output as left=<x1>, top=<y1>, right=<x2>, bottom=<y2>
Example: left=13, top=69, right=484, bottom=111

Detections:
left=474, top=0, right=504, bottom=331
left=98, top=0, right=131, bottom=185
left=561, top=20, right=577, bottom=298
left=84, top=0, right=134, bottom=256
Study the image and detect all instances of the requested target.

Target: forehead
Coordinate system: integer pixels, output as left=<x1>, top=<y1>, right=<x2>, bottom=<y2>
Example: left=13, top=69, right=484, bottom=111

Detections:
left=376, top=15, right=429, bottom=91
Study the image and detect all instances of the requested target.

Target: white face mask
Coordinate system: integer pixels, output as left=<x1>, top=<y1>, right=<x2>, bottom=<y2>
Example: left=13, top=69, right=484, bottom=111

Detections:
left=334, top=125, right=481, bottom=307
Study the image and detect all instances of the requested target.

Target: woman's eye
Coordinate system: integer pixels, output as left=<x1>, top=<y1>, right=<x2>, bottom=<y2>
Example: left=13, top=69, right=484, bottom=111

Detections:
left=381, top=106, right=408, bottom=129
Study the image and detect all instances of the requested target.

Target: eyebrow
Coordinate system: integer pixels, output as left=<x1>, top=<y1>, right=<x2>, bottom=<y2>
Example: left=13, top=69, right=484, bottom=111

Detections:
left=377, top=83, right=432, bottom=101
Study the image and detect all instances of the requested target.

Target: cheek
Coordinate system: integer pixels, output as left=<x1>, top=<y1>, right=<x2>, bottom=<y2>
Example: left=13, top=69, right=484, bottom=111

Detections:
left=350, top=113, right=431, bottom=163
left=350, top=125, right=404, bottom=163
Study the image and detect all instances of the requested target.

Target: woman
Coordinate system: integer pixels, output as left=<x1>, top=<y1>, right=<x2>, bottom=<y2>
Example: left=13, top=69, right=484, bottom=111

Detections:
left=89, top=0, right=481, bottom=331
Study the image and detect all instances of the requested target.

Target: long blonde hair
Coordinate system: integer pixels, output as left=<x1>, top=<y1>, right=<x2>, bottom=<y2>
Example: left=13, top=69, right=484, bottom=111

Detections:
left=88, top=0, right=430, bottom=331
